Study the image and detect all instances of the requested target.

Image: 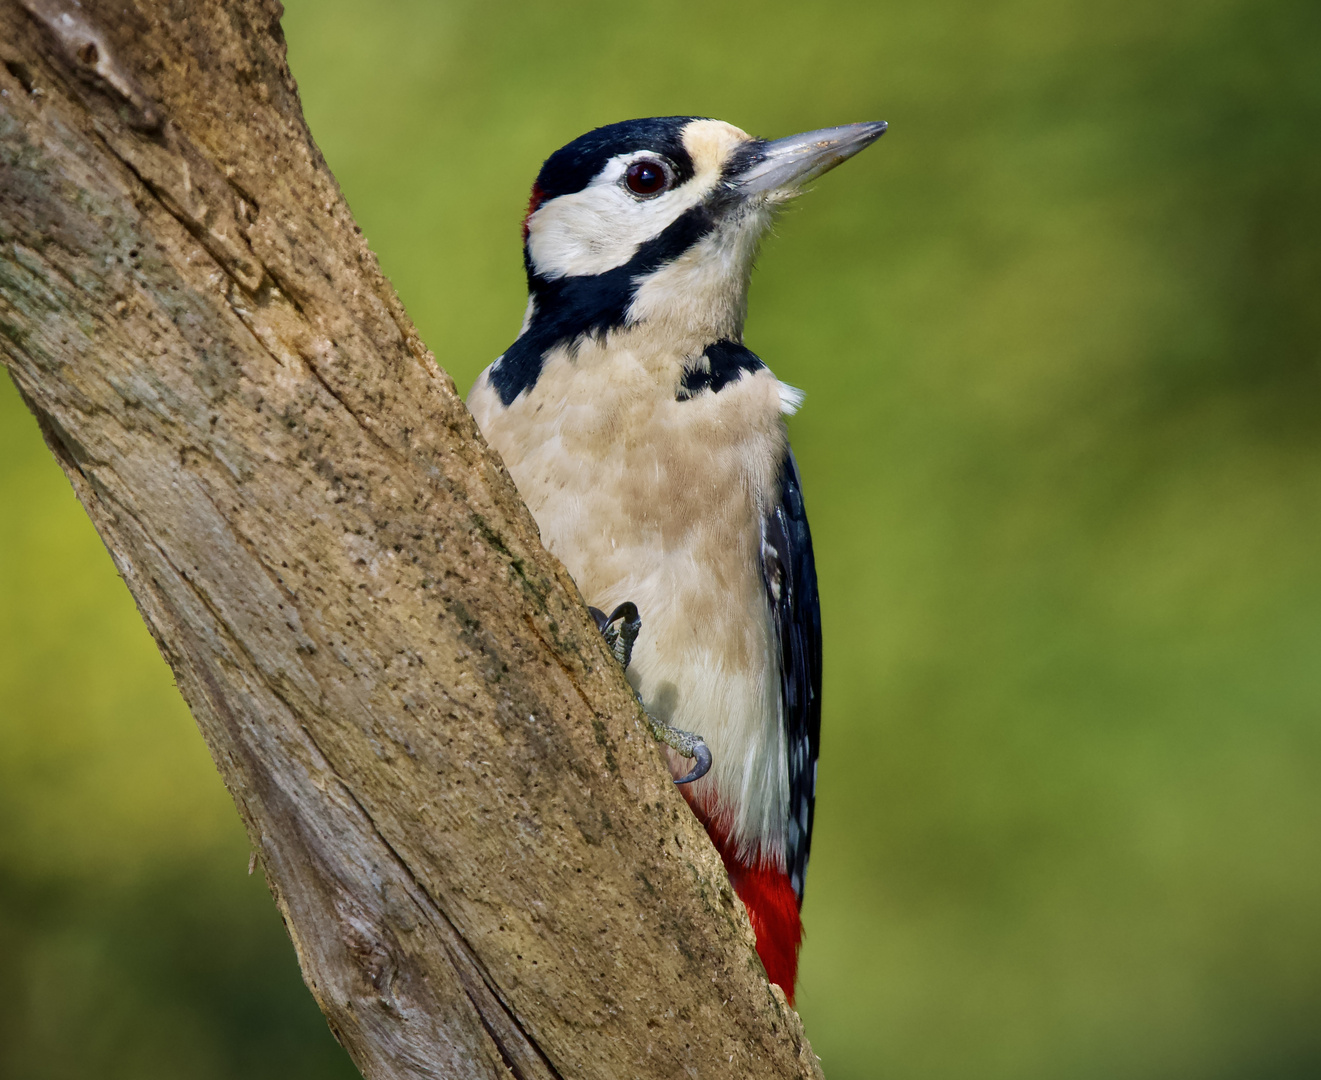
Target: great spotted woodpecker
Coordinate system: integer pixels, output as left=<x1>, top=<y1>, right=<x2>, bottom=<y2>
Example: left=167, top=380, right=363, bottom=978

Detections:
left=468, top=116, right=885, bottom=1003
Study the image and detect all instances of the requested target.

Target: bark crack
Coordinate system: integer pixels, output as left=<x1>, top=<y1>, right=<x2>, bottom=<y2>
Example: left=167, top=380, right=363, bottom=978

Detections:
left=111, top=140, right=269, bottom=294
left=300, top=723, right=567, bottom=1080
left=103, top=470, right=561, bottom=1078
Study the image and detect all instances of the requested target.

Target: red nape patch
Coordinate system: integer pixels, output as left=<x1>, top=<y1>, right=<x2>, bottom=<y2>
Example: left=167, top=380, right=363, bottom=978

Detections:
left=521, top=182, right=545, bottom=241
left=681, top=789, right=803, bottom=1003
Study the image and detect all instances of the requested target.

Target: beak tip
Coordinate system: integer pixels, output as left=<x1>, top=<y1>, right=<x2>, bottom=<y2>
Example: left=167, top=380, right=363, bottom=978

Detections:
left=733, top=119, right=890, bottom=195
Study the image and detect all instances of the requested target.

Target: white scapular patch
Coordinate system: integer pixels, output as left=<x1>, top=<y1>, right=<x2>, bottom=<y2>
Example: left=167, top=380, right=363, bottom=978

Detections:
left=777, top=381, right=805, bottom=415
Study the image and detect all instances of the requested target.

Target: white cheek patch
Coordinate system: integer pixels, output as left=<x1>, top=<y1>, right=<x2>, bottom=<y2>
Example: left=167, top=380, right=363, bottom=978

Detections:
left=526, top=154, right=717, bottom=280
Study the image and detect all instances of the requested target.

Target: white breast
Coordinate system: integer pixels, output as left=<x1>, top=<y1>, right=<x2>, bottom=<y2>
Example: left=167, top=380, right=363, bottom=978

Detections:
left=468, top=328, right=795, bottom=869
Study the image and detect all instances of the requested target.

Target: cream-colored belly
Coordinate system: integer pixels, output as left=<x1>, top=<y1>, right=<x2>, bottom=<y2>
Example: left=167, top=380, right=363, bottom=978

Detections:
left=468, top=338, right=792, bottom=866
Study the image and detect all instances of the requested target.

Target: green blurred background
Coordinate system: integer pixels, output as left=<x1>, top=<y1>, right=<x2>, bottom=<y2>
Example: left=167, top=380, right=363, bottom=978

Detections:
left=3, top=0, right=1320, bottom=1076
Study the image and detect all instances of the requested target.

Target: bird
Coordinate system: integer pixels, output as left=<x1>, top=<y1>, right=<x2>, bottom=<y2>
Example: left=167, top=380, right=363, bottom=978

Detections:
left=467, top=115, right=885, bottom=1004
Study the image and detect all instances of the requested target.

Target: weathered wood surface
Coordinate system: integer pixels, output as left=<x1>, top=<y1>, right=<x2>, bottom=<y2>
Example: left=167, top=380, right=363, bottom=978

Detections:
left=0, top=2, right=823, bottom=1077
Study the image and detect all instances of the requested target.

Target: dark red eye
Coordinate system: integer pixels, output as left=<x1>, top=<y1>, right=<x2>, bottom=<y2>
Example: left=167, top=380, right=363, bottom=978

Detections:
left=625, top=159, right=670, bottom=197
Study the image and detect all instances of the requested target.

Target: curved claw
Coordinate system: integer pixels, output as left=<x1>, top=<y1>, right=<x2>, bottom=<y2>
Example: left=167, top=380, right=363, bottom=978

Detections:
left=672, top=740, right=712, bottom=785
left=591, top=601, right=642, bottom=669
left=605, top=601, right=639, bottom=627
left=591, top=602, right=708, bottom=781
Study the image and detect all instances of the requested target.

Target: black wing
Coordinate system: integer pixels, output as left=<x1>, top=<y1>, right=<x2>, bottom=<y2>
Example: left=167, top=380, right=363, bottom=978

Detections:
left=761, top=449, right=823, bottom=906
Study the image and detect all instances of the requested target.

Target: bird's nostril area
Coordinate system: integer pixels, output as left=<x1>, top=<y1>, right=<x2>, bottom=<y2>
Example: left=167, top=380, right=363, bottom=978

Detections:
left=76, top=41, right=99, bottom=66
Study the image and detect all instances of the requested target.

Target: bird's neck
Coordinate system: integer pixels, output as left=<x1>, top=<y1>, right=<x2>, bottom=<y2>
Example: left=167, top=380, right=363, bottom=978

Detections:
left=486, top=209, right=766, bottom=407
left=521, top=202, right=767, bottom=355
left=518, top=282, right=748, bottom=361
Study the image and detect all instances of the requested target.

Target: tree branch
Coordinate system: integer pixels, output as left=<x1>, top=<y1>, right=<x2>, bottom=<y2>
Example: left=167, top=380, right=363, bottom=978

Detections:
left=0, top=2, right=823, bottom=1077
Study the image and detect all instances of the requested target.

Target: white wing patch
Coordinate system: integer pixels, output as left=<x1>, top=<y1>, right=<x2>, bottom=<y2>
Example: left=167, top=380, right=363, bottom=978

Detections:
left=778, top=381, right=805, bottom=415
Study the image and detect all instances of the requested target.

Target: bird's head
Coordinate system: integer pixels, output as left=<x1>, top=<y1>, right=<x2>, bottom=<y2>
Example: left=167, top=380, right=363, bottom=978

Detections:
left=491, top=116, right=885, bottom=405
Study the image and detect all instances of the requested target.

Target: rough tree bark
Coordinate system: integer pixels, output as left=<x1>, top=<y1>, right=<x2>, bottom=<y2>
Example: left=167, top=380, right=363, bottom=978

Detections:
left=0, top=2, right=825, bottom=1078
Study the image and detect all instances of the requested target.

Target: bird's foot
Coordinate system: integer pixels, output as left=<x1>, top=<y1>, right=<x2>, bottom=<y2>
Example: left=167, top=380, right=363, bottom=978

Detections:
left=645, top=713, right=713, bottom=785
left=588, top=601, right=712, bottom=785
left=589, top=602, right=641, bottom=669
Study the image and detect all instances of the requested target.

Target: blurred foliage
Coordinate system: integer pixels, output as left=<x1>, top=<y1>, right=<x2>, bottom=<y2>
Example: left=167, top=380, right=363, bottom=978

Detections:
left=2, top=0, right=1320, bottom=1076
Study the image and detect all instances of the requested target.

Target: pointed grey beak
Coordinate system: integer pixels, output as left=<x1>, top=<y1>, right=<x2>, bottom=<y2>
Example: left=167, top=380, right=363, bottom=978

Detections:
left=732, top=121, right=888, bottom=196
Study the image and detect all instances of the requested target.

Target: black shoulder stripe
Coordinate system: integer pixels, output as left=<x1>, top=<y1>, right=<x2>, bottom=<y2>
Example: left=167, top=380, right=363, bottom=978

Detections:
left=761, top=450, right=822, bottom=906
left=489, top=204, right=718, bottom=406
left=677, top=340, right=766, bottom=400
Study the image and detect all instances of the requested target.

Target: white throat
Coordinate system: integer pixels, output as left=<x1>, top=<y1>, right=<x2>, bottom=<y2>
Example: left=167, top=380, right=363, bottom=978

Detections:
left=625, top=203, right=772, bottom=344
